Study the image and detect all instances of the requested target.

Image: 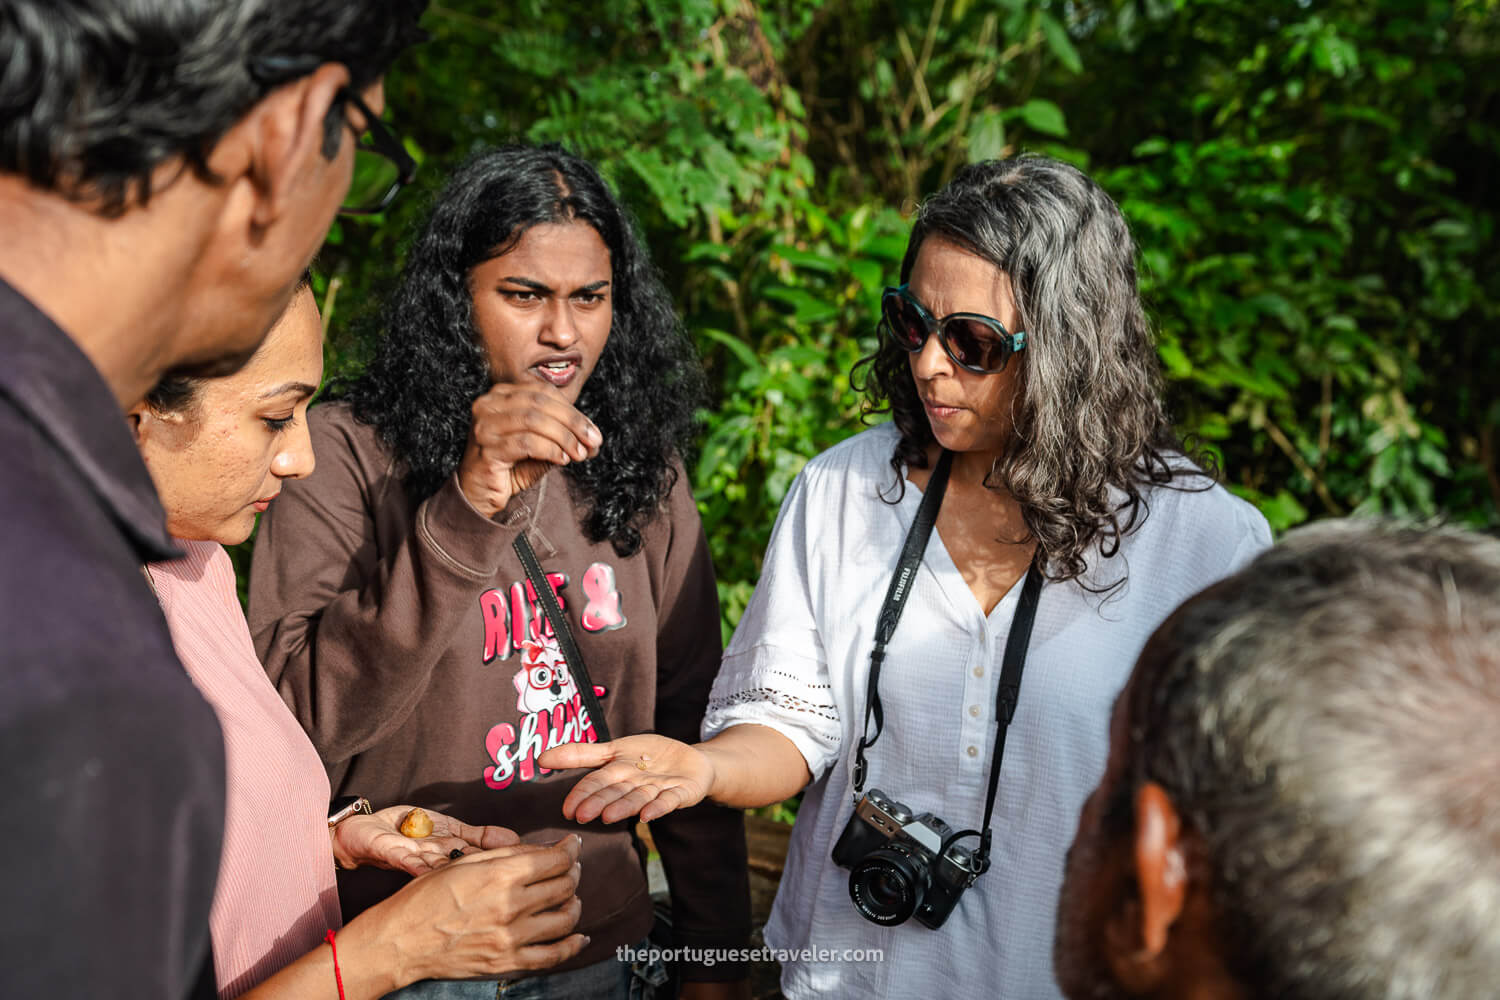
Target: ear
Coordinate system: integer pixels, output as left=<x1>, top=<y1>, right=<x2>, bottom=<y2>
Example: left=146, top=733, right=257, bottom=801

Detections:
left=126, top=402, right=148, bottom=445
left=130, top=398, right=197, bottom=448
left=1104, top=782, right=1188, bottom=993
left=230, top=63, right=352, bottom=232
left=1134, top=782, right=1187, bottom=954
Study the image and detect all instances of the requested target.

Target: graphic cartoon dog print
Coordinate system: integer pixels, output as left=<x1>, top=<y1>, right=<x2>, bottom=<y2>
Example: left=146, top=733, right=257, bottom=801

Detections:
left=513, top=637, right=578, bottom=714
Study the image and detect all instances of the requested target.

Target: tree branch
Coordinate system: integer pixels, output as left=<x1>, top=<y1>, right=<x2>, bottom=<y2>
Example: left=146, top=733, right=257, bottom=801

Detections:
left=1265, top=416, right=1346, bottom=515
left=319, top=277, right=342, bottom=338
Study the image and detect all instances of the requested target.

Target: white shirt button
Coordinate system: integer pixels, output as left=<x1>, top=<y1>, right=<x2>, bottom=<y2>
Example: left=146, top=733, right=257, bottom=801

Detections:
left=969, top=705, right=981, bottom=717
left=973, top=666, right=984, bottom=678
left=966, top=745, right=979, bottom=758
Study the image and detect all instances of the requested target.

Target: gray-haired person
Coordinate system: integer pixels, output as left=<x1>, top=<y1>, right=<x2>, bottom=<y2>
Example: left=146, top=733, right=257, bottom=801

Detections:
left=1055, top=518, right=1500, bottom=1000
left=0, top=2, right=423, bottom=996
left=539, top=156, right=1272, bottom=998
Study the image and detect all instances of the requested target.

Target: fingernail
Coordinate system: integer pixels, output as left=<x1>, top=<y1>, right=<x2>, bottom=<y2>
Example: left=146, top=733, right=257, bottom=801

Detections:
left=588, top=425, right=602, bottom=446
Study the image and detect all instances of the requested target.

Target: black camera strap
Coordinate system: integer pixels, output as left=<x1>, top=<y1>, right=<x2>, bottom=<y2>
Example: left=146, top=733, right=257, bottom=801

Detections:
left=973, top=559, right=1043, bottom=867
left=851, top=449, right=1045, bottom=872
left=513, top=533, right=612, bottom=743
left=853, top=449, right=953, bottom=791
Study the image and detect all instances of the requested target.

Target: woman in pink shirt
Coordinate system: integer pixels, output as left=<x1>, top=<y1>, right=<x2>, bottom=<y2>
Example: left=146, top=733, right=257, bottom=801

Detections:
left=131, top=279, right=588, bottom=999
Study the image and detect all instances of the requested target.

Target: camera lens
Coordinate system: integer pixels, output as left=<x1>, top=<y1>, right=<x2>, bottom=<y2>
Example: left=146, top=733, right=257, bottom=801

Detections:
left=848, top=844, right=930, bottom=926
left=867, top=868, right=908, bottom=908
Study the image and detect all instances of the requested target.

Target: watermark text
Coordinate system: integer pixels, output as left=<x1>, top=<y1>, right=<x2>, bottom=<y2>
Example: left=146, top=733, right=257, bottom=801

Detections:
left=617, top=944, right=884, bottom=967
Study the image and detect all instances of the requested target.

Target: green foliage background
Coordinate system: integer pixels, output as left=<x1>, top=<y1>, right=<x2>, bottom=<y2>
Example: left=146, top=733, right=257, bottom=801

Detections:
left=299, top=0, right=1499, bottom=641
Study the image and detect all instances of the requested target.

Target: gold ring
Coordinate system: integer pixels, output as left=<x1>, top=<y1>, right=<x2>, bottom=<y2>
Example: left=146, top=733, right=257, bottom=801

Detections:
left=635, top=761, right=649, bottom=770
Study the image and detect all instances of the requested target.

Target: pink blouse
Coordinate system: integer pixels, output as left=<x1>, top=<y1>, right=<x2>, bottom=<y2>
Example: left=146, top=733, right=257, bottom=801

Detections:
left=149, top=540, right=342, bottom=998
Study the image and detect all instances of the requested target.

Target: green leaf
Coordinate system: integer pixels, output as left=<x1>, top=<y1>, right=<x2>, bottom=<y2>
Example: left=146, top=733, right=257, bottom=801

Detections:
left=698, top=328, right=762, bottom=373
left=1257, top=490, right=1310, bottom=534
left=968, top=110, right=1007, bottom=163
left=763, top=286, right=840, bottom=324
left=850, top=259, right=886, bottom=297
left=1429, top=218, right=1471, bottom=240
left=1247, top=292, right=1309, bottom=334
left=1311, top=34, right=1359, bottom=78
left=772, top=245, right=843, bottom=274
left=1158, top=337, right=1193, bottom=377
left=1039, top=13, right=1083, bottom=74
left=1018, top=99, right=1068, bottom=137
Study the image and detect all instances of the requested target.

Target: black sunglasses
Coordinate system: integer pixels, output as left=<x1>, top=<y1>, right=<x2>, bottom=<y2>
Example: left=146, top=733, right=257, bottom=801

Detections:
left=881, top=284, right=1026, bottom=375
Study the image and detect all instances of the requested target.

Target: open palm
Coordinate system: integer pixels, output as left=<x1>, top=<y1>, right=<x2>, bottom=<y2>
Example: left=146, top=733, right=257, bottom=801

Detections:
left=538, top=734, right=714, bottom=824
left=333, top=805, right=521, bottom=876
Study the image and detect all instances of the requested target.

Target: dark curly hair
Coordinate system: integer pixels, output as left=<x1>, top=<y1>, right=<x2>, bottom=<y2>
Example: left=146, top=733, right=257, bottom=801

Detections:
left=342, top=144, right=707, bottom=557
left=855, top=156, right=1205, bottom=586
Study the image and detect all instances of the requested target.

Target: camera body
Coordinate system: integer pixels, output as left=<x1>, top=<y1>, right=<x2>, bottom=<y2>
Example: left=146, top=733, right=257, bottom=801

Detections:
left=831, top=787, right=983, bottom=929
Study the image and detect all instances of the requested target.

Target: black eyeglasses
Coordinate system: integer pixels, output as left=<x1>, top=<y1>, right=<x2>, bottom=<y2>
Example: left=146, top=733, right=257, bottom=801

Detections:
left=247, top=56, right=416, bottom=216
left=881, top=285, right=1026, bottom=375
left=336, top=88, right=416, bottom=216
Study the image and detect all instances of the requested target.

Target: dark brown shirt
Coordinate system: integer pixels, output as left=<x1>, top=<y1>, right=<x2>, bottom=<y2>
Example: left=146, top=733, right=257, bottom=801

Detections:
left=248, top=402, right=749, bottom=979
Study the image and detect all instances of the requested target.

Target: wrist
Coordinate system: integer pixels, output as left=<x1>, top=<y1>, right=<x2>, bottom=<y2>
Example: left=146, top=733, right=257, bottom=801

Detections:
left=695, top=742, right=727, bottom=804
left=332, top=909, right=407, bottom=996
left=329, top=824, right=359, bottom=871
left=328, top=796, right=372, bottom=870
left=457, top=478, right=507, bottom=520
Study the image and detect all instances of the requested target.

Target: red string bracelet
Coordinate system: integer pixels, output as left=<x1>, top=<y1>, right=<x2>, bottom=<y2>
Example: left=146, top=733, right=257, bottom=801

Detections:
left=324, top=928, right=346, bottom=1000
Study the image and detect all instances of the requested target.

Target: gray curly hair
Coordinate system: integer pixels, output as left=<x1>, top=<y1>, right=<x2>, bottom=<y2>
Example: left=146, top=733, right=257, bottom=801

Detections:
left=856, top=155, right=1201, bottom=587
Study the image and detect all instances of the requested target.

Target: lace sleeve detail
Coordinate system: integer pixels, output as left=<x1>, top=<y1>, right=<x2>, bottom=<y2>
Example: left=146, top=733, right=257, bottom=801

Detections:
left=707, top=664, right=838, bottom=721
left=702, top=652, right=842, bottom=779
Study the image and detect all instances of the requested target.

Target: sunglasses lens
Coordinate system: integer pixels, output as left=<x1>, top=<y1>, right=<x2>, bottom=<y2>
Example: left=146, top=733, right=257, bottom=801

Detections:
left=942, top=318, right=1009, bottom=372
left=883, top=294, right=927, bottom=351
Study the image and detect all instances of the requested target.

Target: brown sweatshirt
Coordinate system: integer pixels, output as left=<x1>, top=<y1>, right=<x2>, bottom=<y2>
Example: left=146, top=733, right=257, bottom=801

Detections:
left=247, top=403, right=750, bottom=979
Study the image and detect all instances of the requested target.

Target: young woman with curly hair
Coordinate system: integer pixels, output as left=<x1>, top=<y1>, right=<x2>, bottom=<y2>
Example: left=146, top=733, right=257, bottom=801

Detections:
left=248, top=146, right=750, bottom=1000
left=540, top=156, right=1272, bottom=999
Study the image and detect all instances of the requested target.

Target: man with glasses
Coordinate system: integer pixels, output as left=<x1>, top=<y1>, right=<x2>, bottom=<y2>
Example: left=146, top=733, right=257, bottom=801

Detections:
left=0, top=3, right=425, bottom=996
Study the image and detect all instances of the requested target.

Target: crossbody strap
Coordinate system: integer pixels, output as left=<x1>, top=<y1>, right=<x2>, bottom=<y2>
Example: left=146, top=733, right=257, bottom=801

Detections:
left=852, top=450, right=953, bottom=792
left=977, top=560, right=1044, bottom=846
left=513, top=533, right=612, bottom=743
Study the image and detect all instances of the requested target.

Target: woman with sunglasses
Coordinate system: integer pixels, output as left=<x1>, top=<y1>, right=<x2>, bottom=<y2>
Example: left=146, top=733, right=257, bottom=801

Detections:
left=540, top=156, right=1272, bottom=998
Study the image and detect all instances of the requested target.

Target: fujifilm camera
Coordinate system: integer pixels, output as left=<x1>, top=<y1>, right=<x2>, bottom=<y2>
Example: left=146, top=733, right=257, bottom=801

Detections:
left=831, top=788, right=983, bottom=929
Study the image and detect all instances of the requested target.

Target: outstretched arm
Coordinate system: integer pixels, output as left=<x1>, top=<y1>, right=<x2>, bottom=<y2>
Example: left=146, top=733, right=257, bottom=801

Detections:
left=538, top=723, right=812, bottom=824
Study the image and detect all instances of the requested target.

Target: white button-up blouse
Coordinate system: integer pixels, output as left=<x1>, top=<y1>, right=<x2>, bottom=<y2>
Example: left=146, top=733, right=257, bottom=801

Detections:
left=703, top=422, right=1271, bottom=998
